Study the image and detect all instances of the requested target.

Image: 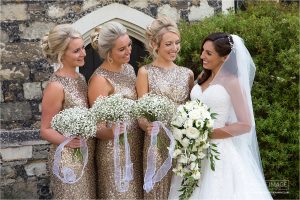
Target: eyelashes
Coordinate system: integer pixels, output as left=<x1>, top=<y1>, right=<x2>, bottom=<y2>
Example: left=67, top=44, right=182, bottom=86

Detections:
left=165, top=41, right=181, bottom=46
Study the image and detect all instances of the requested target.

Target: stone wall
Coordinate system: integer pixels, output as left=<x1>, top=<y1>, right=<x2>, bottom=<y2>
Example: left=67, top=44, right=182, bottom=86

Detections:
left=0, top=0, right=230, bottom=198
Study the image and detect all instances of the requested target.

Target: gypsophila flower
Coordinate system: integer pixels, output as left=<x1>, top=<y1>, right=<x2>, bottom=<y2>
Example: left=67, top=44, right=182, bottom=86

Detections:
left=51, top=107, right=97, bottom=138
left=51, top=107, right=97, bottom=161
left=171, top=99, right=219, bottom=200
left=134, top=93, right=176, bottom=123
left=90, top=94, right=136, bottom=123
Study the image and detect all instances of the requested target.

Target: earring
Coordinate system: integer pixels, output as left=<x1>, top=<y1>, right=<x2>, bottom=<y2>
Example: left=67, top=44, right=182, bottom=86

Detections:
left=107, top=52, right=113, bottom=66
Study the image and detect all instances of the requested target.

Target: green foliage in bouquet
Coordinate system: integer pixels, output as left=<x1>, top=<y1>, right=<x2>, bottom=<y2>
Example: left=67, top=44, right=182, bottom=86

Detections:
left=176, top=2, right=299, bottom=199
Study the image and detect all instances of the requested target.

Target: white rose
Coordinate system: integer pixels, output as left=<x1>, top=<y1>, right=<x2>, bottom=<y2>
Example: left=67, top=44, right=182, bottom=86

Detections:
left=183, top=118, right=194, bottom=128
left=176, top=163, right=183, bottom=170
left=184, top=102, right=194, bottom=111
left=178, top=155, right=188, bottom=164
left=190, top=162, right=199, bottom=170
left=188, top=109, right=201, bottom=120
left=189, top=153, right=197, bottom=161
left=180, top=137, right=190, bottom=148
left=173, top=149, right=182, bottom=158
left=198, top=152, right=206, bottom=159
left=195, top=119, right=204, bottom=128
left=195, top=137, right=202, bottom=146
left=192, top=171, right=201, bottom=180
left=172, top=128, right=183, bottom=141
left=172, top=118, right=182, bottom=127
left=186, top=127, right=200, bottom=139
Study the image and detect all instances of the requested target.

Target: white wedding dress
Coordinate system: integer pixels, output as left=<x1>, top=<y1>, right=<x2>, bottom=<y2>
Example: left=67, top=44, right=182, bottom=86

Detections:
left=168, top=84, right=272, bottom=200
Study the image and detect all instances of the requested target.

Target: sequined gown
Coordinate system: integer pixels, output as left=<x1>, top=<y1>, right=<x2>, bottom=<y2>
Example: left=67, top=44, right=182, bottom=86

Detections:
left=142, top=64, right=192, bottom=199
left=92, top=64, right=144, bottom=199
left=47, top=73, right=96, bottom=199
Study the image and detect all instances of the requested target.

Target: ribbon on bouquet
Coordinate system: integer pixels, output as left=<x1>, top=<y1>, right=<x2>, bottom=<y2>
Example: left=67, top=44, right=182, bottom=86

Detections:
left=143, top=121, right=175, bottom=192
left=113, top=122, right=133, bottom=192
left=53, top=137, right=88, bottom=184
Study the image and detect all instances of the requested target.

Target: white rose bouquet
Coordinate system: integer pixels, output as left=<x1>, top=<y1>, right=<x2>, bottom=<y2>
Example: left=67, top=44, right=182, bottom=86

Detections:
left=171, top=100, right=220, bottom=200
left=51, top=106, right=97, bottom=184
left=134, top=93, right=177, bottom=192
left=89, top=94, right=136, bottom=192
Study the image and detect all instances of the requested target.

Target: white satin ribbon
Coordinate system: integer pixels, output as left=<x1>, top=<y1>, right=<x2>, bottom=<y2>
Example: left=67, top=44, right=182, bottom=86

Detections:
left=113, top=122, right=133, bottom=192
left=53, top=137, right=88, bottom=184
left=143, top=121, right=175, bottom=192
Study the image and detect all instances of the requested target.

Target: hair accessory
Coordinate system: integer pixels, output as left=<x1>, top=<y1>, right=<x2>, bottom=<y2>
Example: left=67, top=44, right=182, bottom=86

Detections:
left=228, top=36, right=234, bottom=49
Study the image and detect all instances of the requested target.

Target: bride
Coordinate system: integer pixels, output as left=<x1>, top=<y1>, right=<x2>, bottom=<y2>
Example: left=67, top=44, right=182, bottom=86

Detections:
left=168, top=33, right=273, bottom=200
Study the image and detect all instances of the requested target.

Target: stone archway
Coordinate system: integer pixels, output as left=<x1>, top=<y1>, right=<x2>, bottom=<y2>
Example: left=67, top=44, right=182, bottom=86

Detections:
left=72, top=3, right=154, bottom=80
left=72, top=3, right=154, bottom=45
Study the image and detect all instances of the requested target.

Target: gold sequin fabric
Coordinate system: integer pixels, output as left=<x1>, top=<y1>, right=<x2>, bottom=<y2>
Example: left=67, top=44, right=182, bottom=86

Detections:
left=47, top=73, right=96, bottom=199
left=143, top=64, right=192, bottom=199
left=92, top=64, right=144, bottom=199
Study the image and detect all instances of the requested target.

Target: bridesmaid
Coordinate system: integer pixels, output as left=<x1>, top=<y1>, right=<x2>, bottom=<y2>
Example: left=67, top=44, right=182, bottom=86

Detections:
left=136, top=16, right=194, bottom=199
left=88, top=21, right=144, bottom=199
left=40, top=24, right=96, bottom=199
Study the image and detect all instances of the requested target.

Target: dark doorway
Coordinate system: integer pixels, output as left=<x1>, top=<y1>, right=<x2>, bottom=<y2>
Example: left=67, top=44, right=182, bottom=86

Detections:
left=80, top=36, right=148, bottom=82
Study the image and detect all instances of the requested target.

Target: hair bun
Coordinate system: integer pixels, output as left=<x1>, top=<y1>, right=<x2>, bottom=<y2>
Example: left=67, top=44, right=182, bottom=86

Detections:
left=40, top=33, right=54, bottom=60
left=90, top=26, right=101, bottom=50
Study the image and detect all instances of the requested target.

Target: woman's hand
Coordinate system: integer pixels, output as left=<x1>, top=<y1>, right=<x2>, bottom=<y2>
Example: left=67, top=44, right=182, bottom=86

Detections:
left=65, top=136, right=82, bottom=148
left=145, top=122, right=160, bottom=136
left=95, top=122, right=125, bottom=140
left=112, top=122, right=125, bottom=136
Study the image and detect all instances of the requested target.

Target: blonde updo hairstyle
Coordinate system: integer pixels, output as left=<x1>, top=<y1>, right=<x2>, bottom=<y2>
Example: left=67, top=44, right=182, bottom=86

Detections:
left=41, top=24, right=82, bottom=66
left=145, top=16, right=180, bottom=58
left=90, top=21, right=127, bottom=59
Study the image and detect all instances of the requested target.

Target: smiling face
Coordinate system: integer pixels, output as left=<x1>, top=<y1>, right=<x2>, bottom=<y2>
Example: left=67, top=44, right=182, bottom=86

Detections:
left=200, top=40, right=227, bottom=73
left=110, top=34, right=132, bottom=65
left=156, top=32, right=180, bottom=62
left=62, top=38, right=86, bottom=68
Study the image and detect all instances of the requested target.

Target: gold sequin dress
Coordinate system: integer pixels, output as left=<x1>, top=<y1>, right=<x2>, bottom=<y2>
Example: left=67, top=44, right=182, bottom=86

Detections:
left=47, top=73, right=96, bottom=199
left=92, top=64, right=144, bottom=199
left=142, top=64, right=192, bottom=199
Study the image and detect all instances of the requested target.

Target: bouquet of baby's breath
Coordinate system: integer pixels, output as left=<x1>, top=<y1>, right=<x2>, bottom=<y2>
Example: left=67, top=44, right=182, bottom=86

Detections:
left=171, top=100, right=219, bottom=200
left=135, top=93, right=177, bottom=192
left=90, top=94, right=136, bottom=192
left=134, top=93, right=176, bottom=123
left=51, top=106, right=97, bottom=160
left=90, top=94, right=136, bottom=123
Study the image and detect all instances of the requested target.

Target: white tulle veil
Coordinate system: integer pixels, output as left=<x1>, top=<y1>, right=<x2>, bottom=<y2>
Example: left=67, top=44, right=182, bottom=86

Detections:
left=210, top=34, right=265, bottom=177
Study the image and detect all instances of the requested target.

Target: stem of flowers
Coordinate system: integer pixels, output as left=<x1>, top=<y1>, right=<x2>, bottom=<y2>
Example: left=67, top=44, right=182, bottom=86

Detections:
left=72, top=148, right=83, bottom=162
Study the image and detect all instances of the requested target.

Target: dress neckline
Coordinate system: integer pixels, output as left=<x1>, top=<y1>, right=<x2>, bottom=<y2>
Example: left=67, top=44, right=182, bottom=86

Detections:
left=100, top=64, right=125, bottom=73
left=53, top=72, right=80, bottom=80
left=150, top=64, right=177, bottom=71
left=197, top=83, right=217, bottom=94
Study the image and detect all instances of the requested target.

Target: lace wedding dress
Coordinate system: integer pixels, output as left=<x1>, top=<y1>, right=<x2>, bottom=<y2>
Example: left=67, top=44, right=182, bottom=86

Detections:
left=168, top=84, right=273, bottom=200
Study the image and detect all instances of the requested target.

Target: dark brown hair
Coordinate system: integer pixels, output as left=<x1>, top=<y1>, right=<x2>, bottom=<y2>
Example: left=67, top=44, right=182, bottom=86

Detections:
left=198, top=32, right=233, bottom=85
